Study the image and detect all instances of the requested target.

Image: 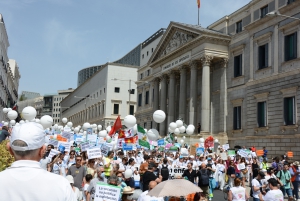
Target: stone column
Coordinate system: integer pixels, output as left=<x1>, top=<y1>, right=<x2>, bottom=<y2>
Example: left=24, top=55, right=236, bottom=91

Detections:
left=219, top=58, right=228, bottom=134
left=160, top=74, right=167, bottom=136
left=179, top=66, right=187, bottom=121
left=189, top=61, right=198, bottom=131
left=200, top=55, right=213, bottom=133
left=152, top=78, right=160, bottom=129
left=167, top=71, right=176, bottom=125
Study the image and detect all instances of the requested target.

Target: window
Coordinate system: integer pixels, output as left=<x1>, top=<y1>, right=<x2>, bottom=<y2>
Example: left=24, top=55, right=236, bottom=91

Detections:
left=142, top=54, right=144, bottom=59
left=138, top=94, right=142, bottom=106
left=257, top=102, right=267, bottom=127
left=147, top=70, right=150, bottom=76
left=145, top=91, right=149, bottom=105
left=144, top=122, right=147, bottom=128
left=114, top=87, right=120, bottom=93
left=104, top=88, right=105, bottom=93
left=258, top=44, right=268, bottom=69
left=152, top=88, right=154, bottom=101
left=152, top=48, right=154, bottom=52
left=233, top=106, right=241, bottom=130
left=285, top=32, right=297, bottom=61
left=150, top=121, right=153, bottom=128
left=140, top=73, right=143, bottom=80
left=100, top=90, right=102, bottom=95
left=113, top=104, right=119, bottom=114
left=260, top=5, right=268, bottom=18
left=147, top=51, right=149, bottom=56
left=130, top=105, right=134, bottom=115
left=236, top=20, right=242, bottom=33
left=284, top=97, right=295, bottom=125
left=288, top=0, right=295, bottom=4
left=234, top=54, right=242, bottom=77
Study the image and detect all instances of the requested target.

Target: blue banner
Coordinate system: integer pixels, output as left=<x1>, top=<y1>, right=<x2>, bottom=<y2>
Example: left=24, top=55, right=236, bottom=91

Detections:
left=196, top=147, right=205, bottom=156
left=122, top=143, right=133, bottom=151
left=157, top=139, right=165, bottom=146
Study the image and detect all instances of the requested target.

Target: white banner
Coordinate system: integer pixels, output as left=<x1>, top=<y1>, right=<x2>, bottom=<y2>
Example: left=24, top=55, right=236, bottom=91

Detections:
left=87, top=134, right=97, bottom=142
left=57, top=142, right=71, bottom=152
left=47, top=149, right=60, bottom=159
left=169, top=167, right=186, bottom=179
left=101, top=145, right=109, bottom=156
left=81, top=142, right=90, bottom=152
left=87, top=148, right=102, bottom=159
left=95, top=183, right=121, bottom=201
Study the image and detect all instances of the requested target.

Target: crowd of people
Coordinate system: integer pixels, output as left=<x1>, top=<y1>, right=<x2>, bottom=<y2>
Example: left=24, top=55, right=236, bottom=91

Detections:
left=0, top=122, right=300, bottom=201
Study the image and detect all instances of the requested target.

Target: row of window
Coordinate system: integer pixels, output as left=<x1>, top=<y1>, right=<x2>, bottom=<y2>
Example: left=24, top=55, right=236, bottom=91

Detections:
left=140, top=69, right=151, bottom=80
left=138, top=91, right=150, bottom=107
left=53, top=108, right=60, bottom=112
left=113, top=104, right=134, bottom=115
left=142, top=48, right=154, bottom=59
left=233, top=32, right=297, bottom=78
left=233, top=96, right=296, bottom=130
left=114, top=87, right=135, bottom=94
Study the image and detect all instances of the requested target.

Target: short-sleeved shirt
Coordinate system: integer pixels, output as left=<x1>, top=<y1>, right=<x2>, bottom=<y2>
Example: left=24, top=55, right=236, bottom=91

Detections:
left=263, top=189, right=284, bottom=201
left=0, top=129, right=9, bottom=143
left=182, top=169, right=197, bottom=183
left=142, top=171, right=157, bottom=192
left=67, top=165, right=86, bottom=190
left=251, top=178, right=262, bottom=199
left=276, top=170, right=291, bottom=189
left=87, top=178, right=105, bottom=201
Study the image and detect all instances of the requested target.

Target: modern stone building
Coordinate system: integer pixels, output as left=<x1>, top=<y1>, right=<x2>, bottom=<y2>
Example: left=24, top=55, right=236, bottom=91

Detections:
left=0, top=14, right=21, bottom=121
left=136, top=0, right=300, bottom=160
left=52, top=88, right=74, bottom=124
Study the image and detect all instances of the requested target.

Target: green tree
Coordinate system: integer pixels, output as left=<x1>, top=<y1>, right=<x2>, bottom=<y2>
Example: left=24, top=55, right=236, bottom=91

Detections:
left=0, top=140, right=14, bottom=171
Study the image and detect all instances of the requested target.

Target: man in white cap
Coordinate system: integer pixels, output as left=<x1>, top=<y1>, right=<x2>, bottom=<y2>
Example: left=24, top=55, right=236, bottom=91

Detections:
left=0, top=122, right=76, bottom=201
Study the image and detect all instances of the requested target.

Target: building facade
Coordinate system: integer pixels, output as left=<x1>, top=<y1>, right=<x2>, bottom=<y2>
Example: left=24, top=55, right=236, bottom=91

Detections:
left=136, top=0, right=300, bottom=160
left=61, top=63, right=138, bottom=127
left=0, top=14, right=21, bottom=121
left=17, top=96, right=44, bottom=119
left=19, top=91, right=40, bottom=100
left=52, top=88, right=74, bottom=124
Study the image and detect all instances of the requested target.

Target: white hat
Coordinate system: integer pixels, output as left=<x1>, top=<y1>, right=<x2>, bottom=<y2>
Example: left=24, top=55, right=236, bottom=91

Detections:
left=10, top=122, right=45, bottom=151
left=122, top=186, right=134, bottom=194
left=190, top=155, right=195, bottom=158
left=66, top=175, right=74, bottom=184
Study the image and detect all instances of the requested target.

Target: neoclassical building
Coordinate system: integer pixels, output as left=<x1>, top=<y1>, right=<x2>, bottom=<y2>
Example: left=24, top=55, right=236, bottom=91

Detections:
left=136, top=0, right=300, bottom=160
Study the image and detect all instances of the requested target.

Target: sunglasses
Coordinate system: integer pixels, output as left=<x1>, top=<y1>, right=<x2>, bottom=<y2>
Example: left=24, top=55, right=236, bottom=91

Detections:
left=76, top=159, right=82, bottom=161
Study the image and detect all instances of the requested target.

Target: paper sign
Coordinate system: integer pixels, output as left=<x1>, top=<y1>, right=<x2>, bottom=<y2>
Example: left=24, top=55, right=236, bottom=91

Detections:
left=57, top=142, right=71, bottom=152
left=76, top=137, right=83, bottom=143
left=48, top=149, right=60, bottom=159
left=87, top=148, right=102, bottom=159
left=101, top=145, right=109, bottom=156
left=81, top=142, right=90, bottom=152
left=237, top=163, right=246, bottom=170
left=62, top=132, right=71, bottom=139
left=227, top=150, right=236, bottom=156
left=238, top=149, right=250, bottom=158
left=165, top=143, right=173, bottom=149
left=222, top=144, right=230, bottom=150
left=49, top=139, right=58, bottom=147
left=220, top=152, right=228, bottom=160
left=150, top=141, right=158, bottom=146
left=180, top=148, right=189, bottom=157
left=122, top=144, right=133, bottom=151
left=196, top=147, right=204, bottom=156
left=87, top=128, right=93, bottom=135
left=190, top=145, right=196, bottom=156
left=64, top=127, right=71, bottom=132
left=87, top=134, right=98, bottom=142
left=95, top=182, right=121, bottom=201
left=57, top=135, right=68, bottom=142
left=157, top=139, right=165, bottom=146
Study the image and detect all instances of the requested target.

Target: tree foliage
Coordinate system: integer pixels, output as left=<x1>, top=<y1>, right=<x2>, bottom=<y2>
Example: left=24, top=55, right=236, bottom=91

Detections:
left=0, top=140, right=14, bottom=171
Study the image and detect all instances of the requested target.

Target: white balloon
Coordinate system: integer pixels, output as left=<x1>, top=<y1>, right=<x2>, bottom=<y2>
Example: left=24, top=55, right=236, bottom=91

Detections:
left=7, top=108, right=12, bottom=112
left=92, top=124, right=97, bottom=128
left=22, top=106, right=37, bottom=120
left=78, top=125, right=81, bottom=128
left=174, top=128, right=180, bottom=135
left=175, top=136, right=178, bottom=140
left=179, top=126, right=186, bottom=133
left=35, top=119, right=40, bottom=123
left=7, top=110, right=18, bottom=120
left=106, top=136, right=111, bottom=141
left=186, top=127, right=194, bottom=135
left=169, top=122, right=177, bottom=130
left=124, top=169, right=132, bottom=179
left=168, top=127, right=173, bottom=133
left=80, top=129, right=83, bottom=133
left=183, top=136, right=186, bottom=139
left=74, top=127, right=79, bottom=133
left=1, top=121, right=4, bottom=123
left=144, top=129, right=147, bottom=133
left=15, top=123, right=19, bottom=126
left=40, top=115, right=53, bottom=129
left=83, top=131, right=87, bottom=135
left=62, top=118, right=68, bottom=124
left=2, top=108, right=8, bottom=113
left=176, top=120, right=183, bottom=128
left=124, top=115, right=136, bottom=128
left=147, top=129, right=159, bottom=141
left=153, top=110, right=166, bottom=123
left=10, top=120, right=16, bottom=125
left=4, top=122, right=8, bottom=126
left=97, top=125, right=102, bottom=130
left=133, top=124, right=137, bottom=134
left=180, top=139, right=184, bottom=143
left=19, top=120, right=25, bottom=124
left=82, top=122, right=91, bottom=130
left=188, top=124, right=195, bottom=130
left=214, top=139, right=219, bottom=143
left=106, top=126, right=111, bottom=132
left=67, top=122, right=73, bottom=128
left=54, top=124, right=58, bottom=129
left=199, top=138, right=204, bottom=143
left=99, top=130, right=107, bottom=137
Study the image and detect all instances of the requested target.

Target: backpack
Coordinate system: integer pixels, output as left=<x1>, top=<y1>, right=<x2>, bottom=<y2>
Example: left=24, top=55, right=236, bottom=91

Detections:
left=199, top=169, right=209, bottom=186
left=161, top=165, right=169, bottom=181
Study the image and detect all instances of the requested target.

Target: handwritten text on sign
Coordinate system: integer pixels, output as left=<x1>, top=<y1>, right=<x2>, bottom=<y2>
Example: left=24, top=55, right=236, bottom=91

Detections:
left=87, top=148, right=102, bottom=159
left=95, top=182, right=121, bottom=201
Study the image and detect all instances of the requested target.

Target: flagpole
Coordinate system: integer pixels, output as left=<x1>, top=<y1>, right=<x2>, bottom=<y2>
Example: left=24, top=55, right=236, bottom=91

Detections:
left=198, top=7, right=200, bottom=25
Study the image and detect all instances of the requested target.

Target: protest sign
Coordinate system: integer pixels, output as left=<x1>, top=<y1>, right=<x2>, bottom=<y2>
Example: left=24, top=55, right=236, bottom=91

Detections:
left=76, top=137, right=84, bottom=143
left=57, top=135, right=68, bottom=142
left=204, top=136, right=214, bottom=148
left=222, top=144, right=230, bottom=150
left=122, top=143, right=133, bottom=151
left=94, top=182, right=121, bottom=201
left=49, top=139, right=58, bottom=147
left=196, top=147, right=204, bottom=156
left=256, top=150, right=264, bottom=156
left=87, top=134, right=97, bottom=142
left=220, top=152, right=228, bottom=160
left=190, top=145, right=196, bottom=156
left=87, top=128, right=93, bottom=135
left=150, top=141, right=158, bottom=146
left=180, top=148, right=189, bottom=157
left=57, top=142, right=71, bottom=152
left=227, top=150, right=236, bottom=156
left=81, top=142, right=90, bottom=152
left=47, top=149, right=60, bottom=159
left=64, top=127, right=71, bottom=132
left=87, top=148, right=102, bottom=159
left=165, top=143, right=173, bottom=149
left=101, top=145, right=109, bottom=156
left=117, top=139, right=124, bottom=148
left=238, top=149, right=251, bottom=158
left=237, top=163, right=246, bottom=170
left=62, top=132, right=71, bottom=139
left=169, top=167, right=186, bottom=179
left=157, top=139, right=165, bottom=146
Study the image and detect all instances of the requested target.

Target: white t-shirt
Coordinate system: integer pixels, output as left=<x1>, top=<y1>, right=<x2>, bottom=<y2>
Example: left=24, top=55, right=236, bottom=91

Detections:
left=216, top=164, right=225, bottom=175
left=83, top=183, right=89, bottom=201
left=251, top=178, right=262, bottom=198
left=137, top=190, right=164, bottom=201
left=230, top=186, right=246, bottom=201
left=263, top=189, right=284, bottom=201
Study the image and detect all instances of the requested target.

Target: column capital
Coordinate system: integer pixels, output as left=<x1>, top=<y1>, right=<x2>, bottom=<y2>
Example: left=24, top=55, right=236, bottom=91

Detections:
left=159, top=74, right=168, bottom=80
left=200, top=55, right=213, bottom=66
left=220, top=58, right=229, bottom=68
left=178, top=65, right=188, bottom=72
left=167, top=70, right=176, bottom=78
left=189, top=60, right=200, bottom=70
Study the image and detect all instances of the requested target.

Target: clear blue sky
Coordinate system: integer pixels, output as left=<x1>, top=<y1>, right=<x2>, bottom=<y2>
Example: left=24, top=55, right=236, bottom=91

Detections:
left=0, top=0, right=249, bottom=95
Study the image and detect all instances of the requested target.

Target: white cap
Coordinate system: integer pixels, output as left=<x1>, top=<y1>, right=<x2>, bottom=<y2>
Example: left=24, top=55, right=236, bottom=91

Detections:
left=66, top=175, right=74, bottom=184
left=10, top=122, right=45, bottom=151
left=190, top=155, right=195, bottom=158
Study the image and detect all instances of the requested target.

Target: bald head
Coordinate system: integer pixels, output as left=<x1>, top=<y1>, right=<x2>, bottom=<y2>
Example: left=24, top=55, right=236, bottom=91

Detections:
left=149, top=181, right=157, bottom=190
left=201, top=163, right=206, bottom=169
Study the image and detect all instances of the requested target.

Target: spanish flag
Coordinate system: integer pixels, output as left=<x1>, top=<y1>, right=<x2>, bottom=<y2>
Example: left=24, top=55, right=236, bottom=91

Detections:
left=197, top=0, right=200, bottom=8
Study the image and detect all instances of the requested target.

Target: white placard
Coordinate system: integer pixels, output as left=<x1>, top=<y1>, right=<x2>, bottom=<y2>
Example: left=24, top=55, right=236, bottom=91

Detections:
left=95, top=183, right=121, bottom=201
left=57, top=142, right=71, bottom=152
left=47, top=149, right=60, bottom=159
left=76, top=137, right=83, bottom=143
left=87, top=148, right=102, bottom=159
left=180, top=148, right=189, bottom=157
left=49, top=139, right=58, bottom=147
left=222, top=144, right=230, bottom=150
left=220, top=152, right=228, bottom=160
left=237, top=163, right=246, bottom=170
left=64, top=127, right=71, bottom=132
left=62, top=132, right=71, bottom=139
left=238, top=149, right=250, bottom=158
left=87, top=134, right=97, bottom=142
left=101, top=145, right=109, bottom=156
left=81, top=142, right=90, bottom=152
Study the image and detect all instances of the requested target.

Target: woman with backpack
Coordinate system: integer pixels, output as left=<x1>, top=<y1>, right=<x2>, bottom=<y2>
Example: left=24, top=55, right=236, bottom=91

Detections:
left=158, top=158, right=170, bottom=181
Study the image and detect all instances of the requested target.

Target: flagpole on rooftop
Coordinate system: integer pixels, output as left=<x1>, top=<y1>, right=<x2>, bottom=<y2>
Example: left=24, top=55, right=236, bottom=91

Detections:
left=197, top=0, right=200, bottom=26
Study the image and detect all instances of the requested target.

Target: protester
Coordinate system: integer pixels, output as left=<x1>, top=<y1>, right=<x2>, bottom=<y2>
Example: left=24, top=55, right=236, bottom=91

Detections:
left=158, top=157, right=170, bottom=181
left=0, top=125, right=10, bottom=143
left=104, top=151, right=114, bottom=179
left=215, top=159, right=226, bottom=190
left=197, top=163, right=210, bottom=200
left=252, top=171, right=267, bottom=201
left=227, top=160, right=236, bottom=187
left=86, top=159, right=96, bottom=178
left=67, top=155, right=86, bottom=192
left=67, top=175, right=83, bottom=201
left=83, top=174, right=93, bottom=201
left=276, top=163, right=293, bottom=200
left=182, top=162, right=197, bottom=183
left=227, top=178, right=249, bottom=201
left=122, top=186, right=135, bottom=201
left=48, top=154, right=63, bottom=175
left=0, top=122, right=76, bottom=200
left=68, top=150, right=76, bottom=167
left=139, top=155, right=150, bottom=190
left=262, top=147, right=268, bottom=160
left=258, top=178, right=284, bottom=201
left=240, top=157, right=248, bottom=187
left=206, top=158, right=216, bottom=200
left=290, top=161, right=300, bottom=201
left=142, top=162, right=162, bottom=192
left=138, top=181, right=164, bottom=201
left=86, top=167, right=105, bottom=201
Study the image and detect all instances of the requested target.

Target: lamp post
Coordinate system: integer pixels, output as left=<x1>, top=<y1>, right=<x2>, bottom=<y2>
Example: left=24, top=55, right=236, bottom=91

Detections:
left=74, top=96, right=96, bottom=122
left=266, top=11, right=300, bottom=21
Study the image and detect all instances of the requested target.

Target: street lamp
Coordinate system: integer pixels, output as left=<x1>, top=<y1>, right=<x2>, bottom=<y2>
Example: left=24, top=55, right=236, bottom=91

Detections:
left=111, top=78, right=148, bottom=115
left=74, top=96, right=96, bottom=122
left=266, top=11, right=300, bottom=21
